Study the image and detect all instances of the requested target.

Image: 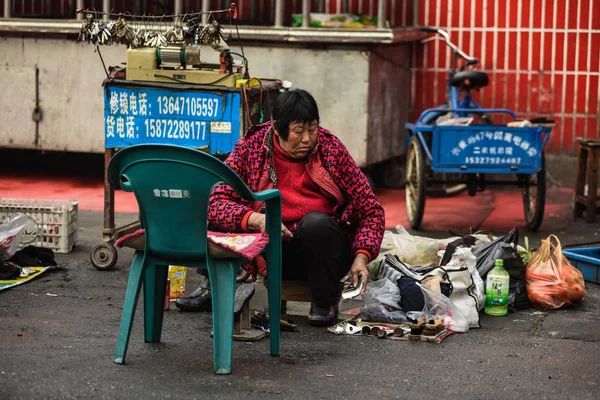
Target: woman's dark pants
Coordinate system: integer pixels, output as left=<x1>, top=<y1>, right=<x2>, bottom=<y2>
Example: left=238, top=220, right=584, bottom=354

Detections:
left=282, top=212, right=353, bottom=308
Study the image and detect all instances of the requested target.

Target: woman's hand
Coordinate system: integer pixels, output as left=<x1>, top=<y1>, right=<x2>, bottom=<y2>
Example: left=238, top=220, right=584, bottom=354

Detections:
left=349, top=253, right=369, bottom=294
left=247, top=212, right=293, bottom=239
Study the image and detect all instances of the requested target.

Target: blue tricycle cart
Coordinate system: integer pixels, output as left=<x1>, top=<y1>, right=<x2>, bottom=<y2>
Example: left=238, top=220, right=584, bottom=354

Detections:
left=405, top=28, right=551, bottom=231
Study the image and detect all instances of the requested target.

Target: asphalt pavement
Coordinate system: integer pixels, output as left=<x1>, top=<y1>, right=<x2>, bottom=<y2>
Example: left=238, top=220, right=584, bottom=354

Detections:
left=1, top=210, right=600, bottom=400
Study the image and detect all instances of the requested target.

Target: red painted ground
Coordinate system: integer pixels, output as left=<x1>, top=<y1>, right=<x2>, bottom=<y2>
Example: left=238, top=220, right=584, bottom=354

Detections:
left=0, top=174, right=572, bottom=233
left=375, top=187, right=573, bottom=233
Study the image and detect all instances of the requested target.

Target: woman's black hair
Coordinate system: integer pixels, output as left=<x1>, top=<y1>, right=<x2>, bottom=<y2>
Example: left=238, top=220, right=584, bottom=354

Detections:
left=272, top=89, right=320, bottom=140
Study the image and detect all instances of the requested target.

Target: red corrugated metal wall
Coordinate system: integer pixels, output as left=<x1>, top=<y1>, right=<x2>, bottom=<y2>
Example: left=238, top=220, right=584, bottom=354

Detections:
left=409, top=0, right=600, bottom=154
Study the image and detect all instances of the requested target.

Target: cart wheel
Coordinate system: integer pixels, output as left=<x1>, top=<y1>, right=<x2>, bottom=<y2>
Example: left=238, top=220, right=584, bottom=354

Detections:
left=406, top=135, right=427, bottom=230
left=523, top=155, right=546, bottom=231
left=90, top=243, right=118, bottom=270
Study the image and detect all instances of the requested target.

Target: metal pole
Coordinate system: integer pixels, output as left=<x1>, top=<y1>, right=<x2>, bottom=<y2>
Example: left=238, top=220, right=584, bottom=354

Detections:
left=4, top=0, right=11, bottom=18
left=412, top=0, right=419, bottom=25
left=174, top=0, right=182, bottom=23
left=301, top=0, right=310, bottom=28
left=250, top=0, right=256, bottom=21
left=274, top=0, right=283, bottom=27
left=75, top=0, right=83, bottom=20
left=103, top=0, right=110, bottom=22
left=202, top=0, right=210, bottom=25
left=377, top=0, right=385, bottom=29
left=45, top=0, right=53, bottom=17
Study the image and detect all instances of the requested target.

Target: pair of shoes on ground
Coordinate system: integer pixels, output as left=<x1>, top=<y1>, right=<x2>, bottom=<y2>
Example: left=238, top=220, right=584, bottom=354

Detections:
left=175, top=284, right=255, bottom=313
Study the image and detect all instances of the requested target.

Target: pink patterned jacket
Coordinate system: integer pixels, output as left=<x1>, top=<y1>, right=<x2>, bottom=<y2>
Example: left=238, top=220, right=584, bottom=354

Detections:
left=208, top=121, right=385, bottom=266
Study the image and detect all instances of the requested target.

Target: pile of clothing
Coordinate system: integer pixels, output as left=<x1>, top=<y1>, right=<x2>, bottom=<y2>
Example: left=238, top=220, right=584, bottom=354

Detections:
left=359, top=227, right=531, bottom=333
left=0, top=246, right=57, bottom=280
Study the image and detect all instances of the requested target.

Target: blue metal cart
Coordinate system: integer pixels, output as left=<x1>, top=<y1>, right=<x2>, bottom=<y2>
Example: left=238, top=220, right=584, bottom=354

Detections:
left=405, top=28, right=552, bottom=231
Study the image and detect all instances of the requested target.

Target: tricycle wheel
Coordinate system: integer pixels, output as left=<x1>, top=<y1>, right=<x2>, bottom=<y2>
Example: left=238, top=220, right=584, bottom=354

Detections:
left=406, top=135, right=427, bottom=229
left=522, top=155, right=546, bottom=231
left=90, top=243, right=118, bottom=270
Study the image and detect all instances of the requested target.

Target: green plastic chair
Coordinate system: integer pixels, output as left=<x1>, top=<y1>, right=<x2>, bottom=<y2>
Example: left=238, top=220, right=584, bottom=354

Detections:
left=107, top=144, right=282, bottom=375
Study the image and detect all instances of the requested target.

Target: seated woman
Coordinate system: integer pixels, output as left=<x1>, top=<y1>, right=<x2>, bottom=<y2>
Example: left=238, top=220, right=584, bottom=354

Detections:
left=176, top=89, right=385, bottom=326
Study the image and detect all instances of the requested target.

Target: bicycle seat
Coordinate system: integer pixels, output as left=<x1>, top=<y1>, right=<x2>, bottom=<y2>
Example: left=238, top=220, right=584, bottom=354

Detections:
left=451, top=70, right=489, bottom=90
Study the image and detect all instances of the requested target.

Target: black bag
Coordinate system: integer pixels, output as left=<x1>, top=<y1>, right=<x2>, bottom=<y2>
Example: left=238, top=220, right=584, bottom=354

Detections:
left=474, top=228, right=519, bottom=277
left=10, top=246, right=57, bottom=267
left=474, top=229, right=531, bottom=311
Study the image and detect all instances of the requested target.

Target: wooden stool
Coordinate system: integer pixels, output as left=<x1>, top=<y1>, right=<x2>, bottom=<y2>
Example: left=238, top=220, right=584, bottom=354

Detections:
left=280, top=280, right=312, bottom=314
left=233, top=292, right=267, bottom=342
left=574, top=139, right=600, bottom=222
left=263, top=279, right=312, bottom=314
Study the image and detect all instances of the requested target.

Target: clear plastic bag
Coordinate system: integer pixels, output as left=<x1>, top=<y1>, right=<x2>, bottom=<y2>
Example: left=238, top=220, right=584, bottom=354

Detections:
left=526, top=235, right=585, bottom=310
left=0, top=214, right=28, bottom=262
left=358, top=278, right=406, bottom=323
left=361, top=278, right=401, bottom=309
left=412, top=282, right=470, bottom=333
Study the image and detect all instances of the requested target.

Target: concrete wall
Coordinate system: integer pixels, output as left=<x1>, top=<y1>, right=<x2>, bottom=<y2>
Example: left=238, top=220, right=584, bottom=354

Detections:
left=0, top=37, right=372, bottom=166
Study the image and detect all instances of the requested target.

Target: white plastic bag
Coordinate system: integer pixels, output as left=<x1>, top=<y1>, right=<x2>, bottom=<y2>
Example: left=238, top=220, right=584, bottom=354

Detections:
left=437, top=246, right=486, bottom=311
left=375, top=225, right=461, bottom=267
left=0, top=214, right=28, bottom=261
left=416, top=282, right=470, bottom=333
left=374, top=227, right=494, bottom=272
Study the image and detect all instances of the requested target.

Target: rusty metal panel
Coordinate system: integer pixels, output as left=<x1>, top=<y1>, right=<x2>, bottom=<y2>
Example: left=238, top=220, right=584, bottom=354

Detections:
left=367, top=43, right=412, bottom=165
left=35, top=40, right=123, bottom=153
left=245, top=46, right=371, bottom=166
left=0, top=64, right=36, bottom=148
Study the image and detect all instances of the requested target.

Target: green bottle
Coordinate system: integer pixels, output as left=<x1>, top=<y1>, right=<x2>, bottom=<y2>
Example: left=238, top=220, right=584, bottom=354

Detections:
left=485, top=259, right=510, bottom=316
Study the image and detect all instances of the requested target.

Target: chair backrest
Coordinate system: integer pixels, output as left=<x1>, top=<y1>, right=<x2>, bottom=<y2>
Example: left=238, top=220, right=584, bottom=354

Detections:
left=108, top=144, right=255, bottom=261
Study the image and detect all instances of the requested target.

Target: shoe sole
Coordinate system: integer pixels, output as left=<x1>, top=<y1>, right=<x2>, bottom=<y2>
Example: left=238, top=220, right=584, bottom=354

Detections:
left=233, top=283, right=255, bottom=314
left=174, top=301, right=212, bottom=312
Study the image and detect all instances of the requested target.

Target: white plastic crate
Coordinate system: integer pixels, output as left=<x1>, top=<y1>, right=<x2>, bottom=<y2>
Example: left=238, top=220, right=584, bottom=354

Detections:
left=0, top=198, right=78, bottom=254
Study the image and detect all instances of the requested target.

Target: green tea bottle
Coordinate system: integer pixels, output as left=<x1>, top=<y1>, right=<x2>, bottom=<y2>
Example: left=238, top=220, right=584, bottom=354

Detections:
left=485, top=259, right=510, bottom=316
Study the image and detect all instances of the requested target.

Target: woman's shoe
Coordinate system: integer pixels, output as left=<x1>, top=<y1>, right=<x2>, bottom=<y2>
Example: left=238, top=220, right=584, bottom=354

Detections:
left=175, top=286, right=212, bottom=312
left=308, top=303, right=338, bottom=326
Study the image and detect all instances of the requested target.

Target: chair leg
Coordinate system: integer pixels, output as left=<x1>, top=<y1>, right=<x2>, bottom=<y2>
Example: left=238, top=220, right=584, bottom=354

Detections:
left=207, top=259, right=237, bottom=375
left=143, top=263, right=169, bottom=343
left=114, top=251, right=145, bottom=364
left=266, top=258, right=281, bottom=358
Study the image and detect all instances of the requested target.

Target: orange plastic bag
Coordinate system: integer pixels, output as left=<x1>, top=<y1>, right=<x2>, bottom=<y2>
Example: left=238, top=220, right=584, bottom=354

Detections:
left=526, top=235, right=585, bottom=310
